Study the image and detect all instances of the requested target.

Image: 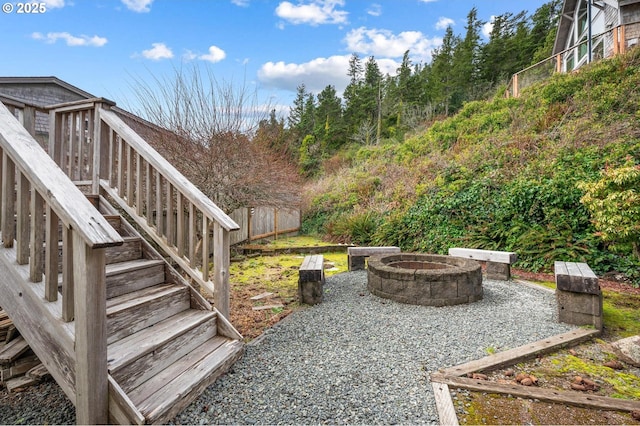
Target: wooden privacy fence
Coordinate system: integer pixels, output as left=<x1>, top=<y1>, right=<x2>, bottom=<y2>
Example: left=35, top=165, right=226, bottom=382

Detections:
left=229, top=206, right=301, bottom=245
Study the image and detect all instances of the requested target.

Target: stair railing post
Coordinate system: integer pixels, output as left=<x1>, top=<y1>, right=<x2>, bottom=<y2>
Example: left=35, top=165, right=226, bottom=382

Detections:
left=93, top=102, right=111, bottom=195
left=213, top=221, right=230, bottom=319
left=73, top=231, right=108, bottom=425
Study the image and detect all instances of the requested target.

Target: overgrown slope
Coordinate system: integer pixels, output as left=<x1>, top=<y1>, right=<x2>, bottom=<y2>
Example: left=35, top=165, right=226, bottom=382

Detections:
left=302, top=48, right=640, bottom=280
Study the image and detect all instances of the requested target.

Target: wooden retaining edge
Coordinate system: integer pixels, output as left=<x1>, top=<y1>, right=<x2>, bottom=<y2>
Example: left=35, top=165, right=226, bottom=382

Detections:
left=439, top=328, right=600, bottom=377
left=432, top=381, right=459, bottom=426
left=431, top=374, right=640, bottom=413
left=431, top=327, right=602, bottom=425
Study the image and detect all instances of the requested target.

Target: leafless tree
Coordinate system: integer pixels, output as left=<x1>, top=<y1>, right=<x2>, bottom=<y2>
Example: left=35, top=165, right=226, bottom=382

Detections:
left=126, top=65, right=301, bottom=213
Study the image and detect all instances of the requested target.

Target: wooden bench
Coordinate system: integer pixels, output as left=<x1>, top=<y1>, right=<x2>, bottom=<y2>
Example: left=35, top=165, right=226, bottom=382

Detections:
left=554, top=261, right=603, bottom=331
left=448, top=248, right=517, bottom=280
left=298, top=255, right=325, bottom=305
left=348, top=246, right=401, bottom=271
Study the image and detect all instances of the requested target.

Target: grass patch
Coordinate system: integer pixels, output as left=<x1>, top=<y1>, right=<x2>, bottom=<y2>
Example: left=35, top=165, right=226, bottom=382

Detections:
left=230, top=251, right=347, bottom=300
left=246, top=235, right=341, bottom=249
left=602, top=290, right=640, bottom=338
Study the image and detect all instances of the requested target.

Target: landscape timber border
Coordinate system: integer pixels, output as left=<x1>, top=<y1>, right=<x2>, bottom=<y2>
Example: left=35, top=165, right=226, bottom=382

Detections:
left=429, top=326, right=640, bottom=425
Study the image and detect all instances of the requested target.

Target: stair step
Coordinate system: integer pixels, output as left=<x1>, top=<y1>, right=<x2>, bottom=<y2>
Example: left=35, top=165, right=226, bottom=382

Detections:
left=106, top=259, right=165, bottom=299
left=108, top=310, right=218, bottom=392
left=132, top=337, right=243, bottom=424
left=105, top=236, right=142, bottom=264
left=103, top=214, right=122, bottom=233
left=106, top=284, right=190, bottom=345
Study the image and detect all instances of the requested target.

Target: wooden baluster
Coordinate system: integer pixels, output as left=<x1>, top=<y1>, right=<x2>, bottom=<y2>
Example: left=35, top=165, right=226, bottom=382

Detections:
left=177, top=192, right=184, bottom=257
left=213, top=222, right=230, bottom=319
left=166, top=183, right=174, bottom=246
left=93, top=108, right=109, bottom=194
left=125, top=144, right=133, bottom=205
left=87, top=109, right=95, bottom=182
left=45, top=206, right=59, bottom=301
left=202, top=215, right=210, bottom=282
left=16, top=173, right=29, bottom=264
left=156, top=172, right=163, bottom=236
left=69, top=112, right=77, bottom=180
left=78, top=111, right=85, bottom=180
left=30, top=189, right=44, bottom=282
left=2, top=153, right=16, bottom=248
left=136, top=154, right=143, bottom=216
left=61, top=226, right=74, bottom=322
left=73, top=233, right=108, bottom=425
left=145, top=162, right=152, bottom=225
left=189, top=203, right=196, bottom=268
left=117, top=136, right=125, bottom=196
left=49, top=110, right=62, bottom=166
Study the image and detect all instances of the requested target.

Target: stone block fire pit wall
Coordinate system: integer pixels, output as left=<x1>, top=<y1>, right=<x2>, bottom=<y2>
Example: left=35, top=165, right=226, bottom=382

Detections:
left=367, top=253, right=483, bottom=307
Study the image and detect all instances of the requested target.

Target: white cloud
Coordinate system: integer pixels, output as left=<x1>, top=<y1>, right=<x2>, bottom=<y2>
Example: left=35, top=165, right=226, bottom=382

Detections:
left=419, top=0, right=438, bottom=3
left=121, top=0, right=153, bottom=12
left=275, top=0, right=348, bottom=26
left=31, top=32, right=107, bottom=47
left=42, top=0, right=65, bottom=8
left=231, top=0, right=249, bottom=6
left=483, top=16, right=495, bottom=38
left=199, top=45, right=226, bottom=63
left=435, top=17, right=455, bottom=30
left=344, top=27, right=441, bottom=62
left=258, top=54, right=399, bottom=95
left=367, top=3, right=381, bottom=17
left=141, top=42, right=173, bottom=60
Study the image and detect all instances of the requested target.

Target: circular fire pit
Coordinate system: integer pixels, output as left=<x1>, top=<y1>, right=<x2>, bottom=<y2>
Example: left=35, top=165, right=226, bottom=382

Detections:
left=367, top=253, right=482, bottom=306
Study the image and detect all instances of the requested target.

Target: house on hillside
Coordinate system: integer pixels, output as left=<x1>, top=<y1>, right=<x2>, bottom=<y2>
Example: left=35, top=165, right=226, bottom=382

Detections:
left=553, top=0, right=640, bottom=71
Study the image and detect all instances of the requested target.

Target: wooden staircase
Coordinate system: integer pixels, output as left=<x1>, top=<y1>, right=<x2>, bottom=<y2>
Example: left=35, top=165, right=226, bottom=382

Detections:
left=96, top=196, right=244, bottom=424
left=0, top=97, right=243, bottom=424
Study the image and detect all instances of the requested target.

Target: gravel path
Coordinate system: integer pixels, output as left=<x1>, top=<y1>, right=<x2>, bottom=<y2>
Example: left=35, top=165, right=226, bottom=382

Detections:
left=0, top=271, right=574, bottom=425
left=175, top=271, right=574, bottom=425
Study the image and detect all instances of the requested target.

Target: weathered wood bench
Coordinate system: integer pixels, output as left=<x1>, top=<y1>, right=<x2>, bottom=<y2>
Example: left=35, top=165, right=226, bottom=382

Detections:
left=348, top=246, right=401, bottom=271
left=554, top=261, right=603, bottom=331
left=298, top=254, right=325, bottom=305
left=448, top=248, right=517, bottom=280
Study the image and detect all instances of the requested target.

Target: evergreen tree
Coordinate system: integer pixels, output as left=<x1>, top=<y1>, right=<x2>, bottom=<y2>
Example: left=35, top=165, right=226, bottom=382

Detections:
left=430, top=26, right=460, bottom=115
left=314, top=85, right=345, bottom=152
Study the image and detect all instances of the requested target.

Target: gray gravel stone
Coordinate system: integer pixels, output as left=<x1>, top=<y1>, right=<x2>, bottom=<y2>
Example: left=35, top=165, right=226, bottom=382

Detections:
left=174, top=271, right=573, bottom=425
left=0, top=271, right=573, bottom=425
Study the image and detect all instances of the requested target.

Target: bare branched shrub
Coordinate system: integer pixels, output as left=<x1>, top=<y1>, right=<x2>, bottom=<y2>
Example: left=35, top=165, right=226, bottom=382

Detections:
left=126, top=65, right=300, bottom=213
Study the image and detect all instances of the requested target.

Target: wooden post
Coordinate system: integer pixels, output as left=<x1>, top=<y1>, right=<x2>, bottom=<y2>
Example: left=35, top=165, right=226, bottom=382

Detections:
left=513, top=74, right=519, bottom=98
left=274, top=208, right=279, bottom=240
left=213, top=222, right=230, bottom=319
left=61, top=226, right=74, bottom=322
left=93, top=105, right=110, bottom=194
left=247, top=207, right=252, bottom=242
left=620, top=25, right=626, bottom=54
left=29, top=189, right=44, bottom=282
left=22, top=106, right=36, bottom=138
left=45, top=206, right=59, bottom=301
left=556, top=54, right=562, bottom=73
left=72, top=232, right=108, bottom=425
left=613, top=26, right=620, bottom=54
left=16, top=173, right=29, bottom=264
left=2, top=153, right=16, bottom=248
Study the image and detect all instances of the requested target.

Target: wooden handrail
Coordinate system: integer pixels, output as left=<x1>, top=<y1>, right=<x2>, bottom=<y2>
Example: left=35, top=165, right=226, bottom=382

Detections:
left=99, top=109, right=239, bottom=231
left=0, top=102, right=123, bottom=248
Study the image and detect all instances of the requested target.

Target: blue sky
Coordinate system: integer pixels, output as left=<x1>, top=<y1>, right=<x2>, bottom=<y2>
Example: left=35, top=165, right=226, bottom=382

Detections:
left=2, top=0, right=550, bottom=115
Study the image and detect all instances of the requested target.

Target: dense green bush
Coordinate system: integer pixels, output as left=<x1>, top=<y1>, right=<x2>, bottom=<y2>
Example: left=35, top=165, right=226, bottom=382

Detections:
left=302, top=49, right=640, bottom=284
